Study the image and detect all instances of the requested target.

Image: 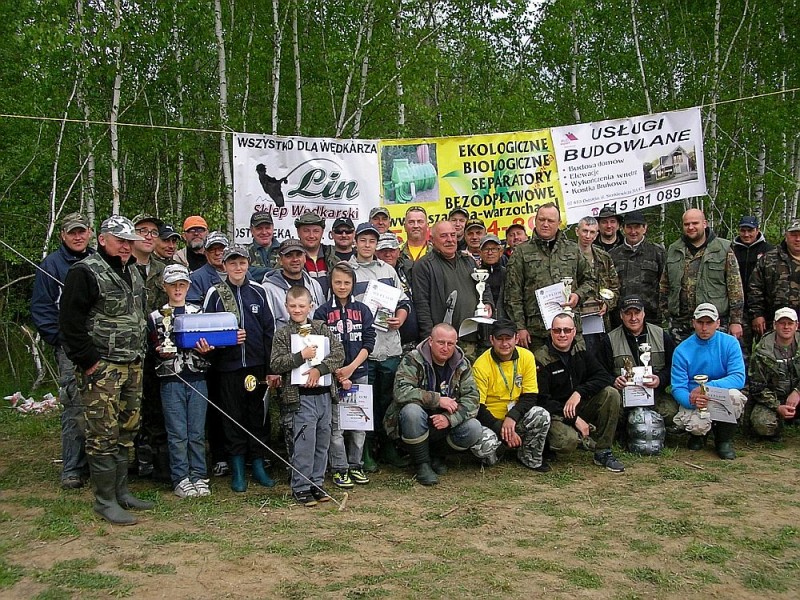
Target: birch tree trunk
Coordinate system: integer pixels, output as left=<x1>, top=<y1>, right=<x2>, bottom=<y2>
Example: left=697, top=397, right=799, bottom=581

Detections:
left=394, top=3, right=405, bottom=135
left=172, top=7, right=185, bottom=218
left=271, top=0, right=283, bottom=135
left=75, top=0, right=96, bottom=226
left=241, top=12, right=255, bottom=132
left=110, top=0, right=123, bottom=215
left=336, top=0, right=372, bottom=137
left=214, top=0, right=234, bottom=235
left=569, top=19, right=581, bottom=123
left=352, top=8, right=374, bottom=138
left=292, top=0, right=302, bottom=134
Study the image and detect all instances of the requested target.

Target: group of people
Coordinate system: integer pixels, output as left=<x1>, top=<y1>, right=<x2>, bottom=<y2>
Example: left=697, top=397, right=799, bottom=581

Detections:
left=29, top=201, right=799, bottom=519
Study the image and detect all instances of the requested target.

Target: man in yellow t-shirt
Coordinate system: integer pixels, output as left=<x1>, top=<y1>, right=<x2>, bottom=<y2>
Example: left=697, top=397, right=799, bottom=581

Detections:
left=470, top=319, right=552, bottom=471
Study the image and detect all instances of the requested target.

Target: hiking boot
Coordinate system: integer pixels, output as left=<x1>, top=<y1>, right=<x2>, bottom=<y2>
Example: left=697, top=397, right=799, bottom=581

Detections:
left=193, top=479, right=211, bottom=497
left=332, top=471, right=354, bottom=489
left=593, top=451, right=625, bottom=473
left=348, top=468, right=370, bottom=485
left=311, top=487, right=332, bottom=502
left=61, top=475, right=84, bottom=490
left=212, top=461, right=229, bottom=477
left=687, top=434, right=706, bottom=451
left=174, top=478, right=198, bottom=499
left=293, top=490, right=317, bottom=507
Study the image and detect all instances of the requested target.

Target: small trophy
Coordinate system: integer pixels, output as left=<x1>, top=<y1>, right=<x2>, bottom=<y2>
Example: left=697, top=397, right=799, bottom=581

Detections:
left=622, top=356, right=635, bottom=385
left=471, top=269, right=490, bottom=317
left=298, top=323, right=321, bottom=366
left=561, top=277, right=574, bottom=313
left=159, top=306, right=178, bottom=354
left=639, top=342, right=653, bottom=384
left=693, top=374, right=710, bottom=419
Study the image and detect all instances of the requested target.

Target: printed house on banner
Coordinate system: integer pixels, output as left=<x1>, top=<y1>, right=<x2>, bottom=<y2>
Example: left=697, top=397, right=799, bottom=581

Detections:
left=651, top=145, right=693, bottom=181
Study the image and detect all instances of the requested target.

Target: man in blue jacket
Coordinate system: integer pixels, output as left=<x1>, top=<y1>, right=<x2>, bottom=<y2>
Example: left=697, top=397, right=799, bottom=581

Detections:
left=671, top=303, right=747, bottom=459
left=31, top=212, right=94, bottom=489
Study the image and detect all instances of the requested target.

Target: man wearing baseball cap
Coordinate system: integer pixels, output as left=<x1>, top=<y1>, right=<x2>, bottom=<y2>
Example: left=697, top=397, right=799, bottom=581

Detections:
left=31, top=211, right=95, bottom=489
left=733, top=215, right=773, bottom=357
left=247, top=210, right=280, bottom=281
left=187, top=231, right=229, bottom=305
left=153, top=223, right=182, bottom=265
left=331, top=217, right=356, bottom=261
left=749, top=307, right=800, bottom=440
left=59, top=216, right=154, bottom=524
left=448, top=207, right=469, bottom=252
left=294, top=211, right=339, bottom=297
left=671, top=303, right=747, bottom=459
left=175, top=215, right=209, bottom=272
left=368, top=206, right=391, bottom=234
left=749, top=219, right=800, bottom=339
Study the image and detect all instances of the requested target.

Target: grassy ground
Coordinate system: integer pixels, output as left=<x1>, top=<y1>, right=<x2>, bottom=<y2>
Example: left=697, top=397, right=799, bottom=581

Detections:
left=0, top=402, right=799, bottom=599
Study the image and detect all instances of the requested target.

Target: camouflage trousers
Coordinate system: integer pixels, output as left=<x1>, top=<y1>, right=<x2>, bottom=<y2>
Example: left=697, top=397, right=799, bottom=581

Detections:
left=548, top=386, right=621, bottom=453
left=749, top=403, right=781, bottom=437
left=79, top=360, right=143, bottom=456
left=470, top=407, right=551, bottom=469
left=673, top=390, right=746, bottom=435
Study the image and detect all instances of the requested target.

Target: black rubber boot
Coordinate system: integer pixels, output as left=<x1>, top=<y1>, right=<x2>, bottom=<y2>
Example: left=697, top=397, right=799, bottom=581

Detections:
left=713, top=422, right=737, bottom=460
left=404, top=440, right=438, bottom=486
left=89, top=454, right=137, bottom=525
left=115, top=453, right=154, bottom=510
left=687, top=434, right=706, bottom=451
left=429, top=438, right=449, bottom=475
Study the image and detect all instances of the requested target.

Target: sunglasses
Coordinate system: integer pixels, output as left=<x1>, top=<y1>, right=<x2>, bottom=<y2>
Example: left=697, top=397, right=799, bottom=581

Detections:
left=552, top=327, right=575, bottom=334
left=405, top=205, right=427, bottom=216
left=333, top=229, right=354, bottom=235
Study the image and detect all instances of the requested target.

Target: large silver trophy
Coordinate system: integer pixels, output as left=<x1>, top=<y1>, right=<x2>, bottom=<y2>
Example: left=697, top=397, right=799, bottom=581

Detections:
left=159, top=306, right=178, bottom=354
left=471, top=269, right=490, bottom=318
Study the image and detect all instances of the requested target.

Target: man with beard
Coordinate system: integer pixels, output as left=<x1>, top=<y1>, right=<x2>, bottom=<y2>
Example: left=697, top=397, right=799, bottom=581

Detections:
left=594, top=206, right=624, bottom=252
left=330, top=217, right=356, bottom=261
left=175, top=215, right=209, bottom=272
left=659, top=209, right=744, bottom=342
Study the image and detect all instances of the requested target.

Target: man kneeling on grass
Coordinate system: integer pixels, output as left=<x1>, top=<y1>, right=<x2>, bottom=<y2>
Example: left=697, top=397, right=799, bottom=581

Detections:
left=534, top=313, right=625, bottom=473
left=384, top=324, right=482, bottom=485
left=470, top=319, right=551, bottom=472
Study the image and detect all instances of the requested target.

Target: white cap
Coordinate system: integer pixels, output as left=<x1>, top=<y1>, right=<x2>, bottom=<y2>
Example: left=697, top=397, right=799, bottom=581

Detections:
left=693, top=303, right=719, bottom=321
left=774, top=307, right=798, bottom=322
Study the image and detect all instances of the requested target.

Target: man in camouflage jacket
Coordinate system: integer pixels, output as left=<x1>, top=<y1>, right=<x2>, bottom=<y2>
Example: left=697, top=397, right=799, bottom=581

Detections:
left=504, top=203, right=596, bottom=350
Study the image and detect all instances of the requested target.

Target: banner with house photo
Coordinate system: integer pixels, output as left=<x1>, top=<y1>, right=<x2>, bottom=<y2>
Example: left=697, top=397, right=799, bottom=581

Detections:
left=551, top=107, right=706, bottom=225
left=232, top=133, right=380, bottom=244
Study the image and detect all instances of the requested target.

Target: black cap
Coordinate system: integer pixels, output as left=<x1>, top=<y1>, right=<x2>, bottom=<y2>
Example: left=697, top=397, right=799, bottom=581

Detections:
left=448, top=207, right=469, bottom=219
left=624, top=211, right=646, bottom=225
left=597, top=206, right=618, bottom=219
left=491, top=319, right=518, bottom=338
left=620, top=295, right=645, bottom=312
left=332, top=217, right=355, bottom=231
left=250, top=211, right=274, bottom=226
left=158, top=223, right=182, bottom=240
left=465, top=218, right=486, bottom=231
left=278, top=238, right=306, bottom=255
left=738, top=215, right=758, bottom=228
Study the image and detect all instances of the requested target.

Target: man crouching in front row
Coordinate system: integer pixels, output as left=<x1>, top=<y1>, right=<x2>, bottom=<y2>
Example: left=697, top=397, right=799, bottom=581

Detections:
left=383, top=324, right=482, bottom=485
left=534, top=313, right=625, bottom=473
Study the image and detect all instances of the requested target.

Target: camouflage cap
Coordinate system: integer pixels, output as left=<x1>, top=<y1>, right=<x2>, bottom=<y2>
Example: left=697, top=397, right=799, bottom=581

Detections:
left=465, top=218, right=486, bottom=231
left=162, top=264, right=191, bottom=284
left=278, top=238, right=306, bottom=255
left=294, top=212, right=325, bottom=228
left=61, top=212, right=90, bottom=232
left=223, top=245, right=249, bottom=262
left=369, top=206, right=390, bottom=219
left=99, top=216, right=144, bottom=241
left=132, top=213, right=164, bottom=227
left=376, top=233, right=401, bottom=251
left=597, top=206, right=618, bottom=219
left=480, top=234, right=502, bottom=248
left=204, top=231, right=229, bottom=249
left=786, top=219, right=800, bottom=233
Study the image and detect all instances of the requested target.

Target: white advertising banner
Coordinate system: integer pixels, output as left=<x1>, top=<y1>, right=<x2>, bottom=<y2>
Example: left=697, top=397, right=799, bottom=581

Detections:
left=551, top=107, right=706, bottom=224
left=232, top=134, right=380, bottom=244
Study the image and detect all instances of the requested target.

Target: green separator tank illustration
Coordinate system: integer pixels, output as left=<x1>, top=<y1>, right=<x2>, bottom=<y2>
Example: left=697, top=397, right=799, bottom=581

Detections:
left=391, top=158, right=437, bottom=203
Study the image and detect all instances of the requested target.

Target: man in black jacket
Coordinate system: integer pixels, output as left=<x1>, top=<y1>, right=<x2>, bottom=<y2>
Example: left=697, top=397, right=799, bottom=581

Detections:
left=534, top=313, right=624, bottom=472
left=733, top=215, right=773, bottom=358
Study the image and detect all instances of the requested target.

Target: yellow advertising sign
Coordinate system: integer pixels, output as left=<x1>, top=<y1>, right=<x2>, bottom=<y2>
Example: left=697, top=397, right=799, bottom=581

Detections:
left=378, top=130, right=565, bottom=241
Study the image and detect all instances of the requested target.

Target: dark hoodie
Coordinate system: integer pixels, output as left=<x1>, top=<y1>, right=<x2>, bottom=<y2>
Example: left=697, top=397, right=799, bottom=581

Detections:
left=733, top=232, right=773, bottom=305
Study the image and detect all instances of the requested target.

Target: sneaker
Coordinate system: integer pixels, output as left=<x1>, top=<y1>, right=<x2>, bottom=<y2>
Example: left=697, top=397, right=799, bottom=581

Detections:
left=332, top=471, right=354, bottom=489
left=193, top=479, right=211, bottom=497
left=292, top=490, right=318, bottom=507
left=593, top=451, right=625, bottom=473
left=311, top=487, right=332, bottom=502
left=174, top=478, right=199, bottom=498
left=348, top=468, right=370, bottom=485
left=212, top=461, right=229, bottom=477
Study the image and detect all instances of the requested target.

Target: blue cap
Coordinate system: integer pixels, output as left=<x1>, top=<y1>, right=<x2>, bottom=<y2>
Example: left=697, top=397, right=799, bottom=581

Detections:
left=355, top=223, right=380, bottom=238
left=739, top=216, right=758, bottom=228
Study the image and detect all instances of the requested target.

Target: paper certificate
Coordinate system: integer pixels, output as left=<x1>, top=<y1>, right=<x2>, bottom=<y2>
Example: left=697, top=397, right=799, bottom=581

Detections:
left=622, top=366, right=655, bottom=407
left=536, top=282, right=567, bottom=330
left=705, top=386, right=738, bottom=424
left=338, top=384, right=374, bottom=431
left=290, top=334, right=332, bottom=386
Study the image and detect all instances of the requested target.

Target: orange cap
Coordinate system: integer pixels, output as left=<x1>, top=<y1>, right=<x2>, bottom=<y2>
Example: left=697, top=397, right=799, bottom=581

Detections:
left=183, top=215, right=208, bottom=231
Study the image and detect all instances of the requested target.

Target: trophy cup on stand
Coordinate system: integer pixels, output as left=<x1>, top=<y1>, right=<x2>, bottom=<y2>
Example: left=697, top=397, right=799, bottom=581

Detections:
left=561, top=277, right=574, bottom=314
left=639, top=342, right=653, bottom=384
left=298, top=323, right=321, bottom=366
left=159, top=306, right=178, bottom=354
left=693, top=374, right=710, bottom=419
left=622, top=356, right=635, bottom=385
left=471, top=269, right=490, bottom=318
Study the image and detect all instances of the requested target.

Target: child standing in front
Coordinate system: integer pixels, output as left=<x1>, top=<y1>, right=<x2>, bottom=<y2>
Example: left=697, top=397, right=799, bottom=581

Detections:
left=272, top=286, right=345, bottom=506
left=148, top=264, right=213, bottom=499
left=314, top=262, right=376, bottom=489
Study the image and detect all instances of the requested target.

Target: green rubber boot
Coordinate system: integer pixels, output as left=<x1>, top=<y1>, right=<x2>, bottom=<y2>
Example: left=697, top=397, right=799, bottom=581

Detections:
left=404, top=439, right=438, bottom=486
left=229, top=455, right=247, bottom=492
left=89, top=454, right=137, bottom=525
left=114, top=453, right=154, bottom=510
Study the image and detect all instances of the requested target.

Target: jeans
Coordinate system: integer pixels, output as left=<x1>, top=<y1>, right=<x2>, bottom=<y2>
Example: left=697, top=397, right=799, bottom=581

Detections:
left=161, top=378, right=208, bottom=486
left=56, top=346, right=86, bottom=480
left=328, top=376, right=367, bottom=471
left=398, top=403, right=482, bottom=449
left=290, top=392, right=332, bottom=493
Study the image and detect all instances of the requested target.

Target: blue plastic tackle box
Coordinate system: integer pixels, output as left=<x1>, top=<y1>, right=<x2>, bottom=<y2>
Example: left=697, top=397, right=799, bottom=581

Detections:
left=174, top=312, right=239, bottom=349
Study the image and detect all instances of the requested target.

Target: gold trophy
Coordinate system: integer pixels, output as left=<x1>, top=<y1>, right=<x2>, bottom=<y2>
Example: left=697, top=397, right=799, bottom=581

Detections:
left=159, top=306, right=178, bottom=354
left=298, top=323, right=320, bottom=366
left=693, top=374, right=710, bottom=419
left=622, top=356, right=635, bottom=385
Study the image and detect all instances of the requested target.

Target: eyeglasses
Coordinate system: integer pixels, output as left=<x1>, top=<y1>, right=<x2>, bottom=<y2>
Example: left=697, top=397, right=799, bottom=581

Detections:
left=135, top=228, right=159, bottom=238
left=333, top=229, right=354, bottom=235
left=186, top=227, right=206, bottom=235
left=552, top=327, right=575, bottom=334
left=482, top=247, right=501, bottom=253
